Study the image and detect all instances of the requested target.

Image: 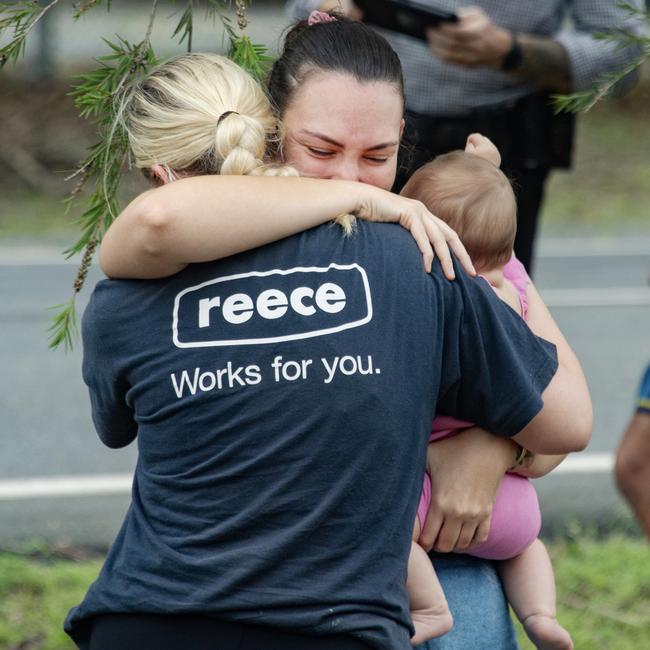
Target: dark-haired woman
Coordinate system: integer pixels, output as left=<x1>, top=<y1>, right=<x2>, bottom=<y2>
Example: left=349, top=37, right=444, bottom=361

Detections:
left=69, top=13, right=591, bottom=650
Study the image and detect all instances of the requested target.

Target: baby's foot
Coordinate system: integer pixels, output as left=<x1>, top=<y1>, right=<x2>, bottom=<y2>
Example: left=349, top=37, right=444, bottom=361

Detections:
left=523, top=614, right=573, bottom=650
left=410, top=604, right=453, bottom=646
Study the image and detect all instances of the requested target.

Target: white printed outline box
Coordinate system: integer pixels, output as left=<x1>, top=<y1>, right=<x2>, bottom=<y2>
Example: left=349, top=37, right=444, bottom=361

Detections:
left=172, top=263, right=373, bottom=348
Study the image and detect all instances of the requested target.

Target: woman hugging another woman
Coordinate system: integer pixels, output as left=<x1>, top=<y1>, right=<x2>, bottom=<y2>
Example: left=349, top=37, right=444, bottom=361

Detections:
left=66, top=11, right=591, bottom=650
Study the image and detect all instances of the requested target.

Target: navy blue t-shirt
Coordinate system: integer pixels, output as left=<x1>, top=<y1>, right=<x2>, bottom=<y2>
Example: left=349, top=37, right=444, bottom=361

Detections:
left=65, top=222, right=557, bottom=649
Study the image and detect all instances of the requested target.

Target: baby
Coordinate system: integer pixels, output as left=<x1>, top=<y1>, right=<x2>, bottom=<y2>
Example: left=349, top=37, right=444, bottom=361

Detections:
left=400, top=137, right=573, bottom=650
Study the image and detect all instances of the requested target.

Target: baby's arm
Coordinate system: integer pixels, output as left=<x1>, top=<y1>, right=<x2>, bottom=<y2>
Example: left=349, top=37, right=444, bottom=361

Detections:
left=100, top=176, right=474, bottom=280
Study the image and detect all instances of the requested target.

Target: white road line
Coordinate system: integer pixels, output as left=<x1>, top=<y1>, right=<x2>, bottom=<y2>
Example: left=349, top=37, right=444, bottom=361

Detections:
left=0, top=246, right=80, bottom=266
left=541, top=287, right=650, bottom=307
left=0, top=474, right=132, bottom=500
left=552, top=453, right=614, bottom=474
left=537, top=237, right=650, bottom=258
left=0, top=454, right=616, bottom=500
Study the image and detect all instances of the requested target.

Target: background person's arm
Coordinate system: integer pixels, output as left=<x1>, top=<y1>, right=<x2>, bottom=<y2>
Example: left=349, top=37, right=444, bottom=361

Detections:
left=426, top=2, right=645, bottom=94
left=100, top=176, right=475, bottom=280
left=615, top=410, right=650, bottom=538
left=292, top=1, right=645, bottom=95
left=425, top=6, right=570, bottom=93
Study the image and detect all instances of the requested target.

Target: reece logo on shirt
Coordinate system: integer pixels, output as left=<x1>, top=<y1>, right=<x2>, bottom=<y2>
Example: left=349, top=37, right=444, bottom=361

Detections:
left=172, top=264, right=373, bottom=348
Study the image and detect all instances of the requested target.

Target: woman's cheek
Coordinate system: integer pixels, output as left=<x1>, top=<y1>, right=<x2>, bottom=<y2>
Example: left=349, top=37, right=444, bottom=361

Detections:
left=285, top=149, right=331, bottom=179
left=365, top=160, right=398, bottom=191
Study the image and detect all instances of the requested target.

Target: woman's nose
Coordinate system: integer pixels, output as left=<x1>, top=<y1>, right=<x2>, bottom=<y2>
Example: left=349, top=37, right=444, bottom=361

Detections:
left=330, top=159, right=361, bottom=183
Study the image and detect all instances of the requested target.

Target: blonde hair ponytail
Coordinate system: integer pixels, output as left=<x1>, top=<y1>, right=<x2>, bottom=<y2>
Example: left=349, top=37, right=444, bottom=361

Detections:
left=216, top=112, right=265, bottom=176
left=122, top=53, right=296, bottom=179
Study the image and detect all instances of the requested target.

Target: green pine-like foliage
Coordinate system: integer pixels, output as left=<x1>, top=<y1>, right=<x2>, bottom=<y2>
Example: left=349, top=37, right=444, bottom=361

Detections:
left=1, top=1, right=648, bottom=348
left=552, top=3, right=650, bottom=113
left=0, top=0, right=270, bottom=349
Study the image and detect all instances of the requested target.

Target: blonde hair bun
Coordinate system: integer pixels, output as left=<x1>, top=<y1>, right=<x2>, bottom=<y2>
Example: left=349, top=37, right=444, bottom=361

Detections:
left=122, top=53, right=294, bottom=178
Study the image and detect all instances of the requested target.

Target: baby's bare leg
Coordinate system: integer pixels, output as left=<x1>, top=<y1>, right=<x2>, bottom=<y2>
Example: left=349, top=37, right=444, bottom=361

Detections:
left=498, top=538, right=572, bottom=650
left=408, top=521, right=453, bottom=645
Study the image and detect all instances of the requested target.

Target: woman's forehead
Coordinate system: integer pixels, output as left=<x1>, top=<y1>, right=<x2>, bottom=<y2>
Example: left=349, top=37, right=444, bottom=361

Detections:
left=284, top=72, right=403, bottom=145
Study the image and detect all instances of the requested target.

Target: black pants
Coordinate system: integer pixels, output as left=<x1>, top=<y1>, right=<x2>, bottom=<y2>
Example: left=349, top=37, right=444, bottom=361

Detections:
left=395, top=108, right=553, bottom=276
left=89, top=614, right=372, bottom=650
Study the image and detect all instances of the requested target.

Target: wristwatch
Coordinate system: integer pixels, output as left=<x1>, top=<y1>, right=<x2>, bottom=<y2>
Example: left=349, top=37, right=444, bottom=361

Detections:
left=501, top=31, right=523, bottom=71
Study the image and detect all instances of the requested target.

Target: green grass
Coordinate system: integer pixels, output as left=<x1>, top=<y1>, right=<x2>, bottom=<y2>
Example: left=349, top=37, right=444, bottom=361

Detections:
left=542, top=108, right=650, bottom=235
left=0, top=173, right=149, bottom=241
left=0, top=550, right=101, bottom=650
left=540, top=71, right=650, bottom=236
left=1, top=536, right=648, bottom=649
left=514, top=535, right=650, bottom=649
left=0, top=192, right=79, bottom=239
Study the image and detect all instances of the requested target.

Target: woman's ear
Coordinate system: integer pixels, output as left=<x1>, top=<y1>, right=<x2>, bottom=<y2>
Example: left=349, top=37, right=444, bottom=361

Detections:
left=150, top=164, right=173, bottom=185
left=399, top=118, right=405, bottom=140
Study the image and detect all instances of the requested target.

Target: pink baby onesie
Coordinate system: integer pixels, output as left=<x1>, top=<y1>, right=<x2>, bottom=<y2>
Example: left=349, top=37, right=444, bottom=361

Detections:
left=417, top=256, right=541, bottom=560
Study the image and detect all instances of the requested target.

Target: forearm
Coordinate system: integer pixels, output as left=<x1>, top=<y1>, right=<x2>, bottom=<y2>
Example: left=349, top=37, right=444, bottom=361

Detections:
left=513, top=282, right=592, bottom=454
left=100, top=176, right=363, bottom=279
left=422, top=427, right=517, bottom=551
left=513, top=33, right=571, bottom=94
left=461, top=425, right=567, bottom=479
left=510, top=453, right=567, bottom=479
left=525, top=281, right=587, bottom=390
left=556, top=0, right=645, bottom=94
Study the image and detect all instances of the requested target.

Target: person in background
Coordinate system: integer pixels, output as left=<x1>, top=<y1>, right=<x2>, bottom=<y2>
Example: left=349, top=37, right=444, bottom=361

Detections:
left=286, top=0, right=645, bottom=275
left=615, top=364, right=650, bottom=538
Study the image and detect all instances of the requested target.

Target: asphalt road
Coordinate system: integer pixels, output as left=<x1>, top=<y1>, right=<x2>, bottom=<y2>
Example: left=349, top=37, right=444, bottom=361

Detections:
left=1, top=236, right=649, bottom=549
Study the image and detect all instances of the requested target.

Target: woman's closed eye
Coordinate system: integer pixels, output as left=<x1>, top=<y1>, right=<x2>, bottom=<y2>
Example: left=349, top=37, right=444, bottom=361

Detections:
left=307, top=147, right=335, bottom=158
left=364, top=155, right=390, bottom=164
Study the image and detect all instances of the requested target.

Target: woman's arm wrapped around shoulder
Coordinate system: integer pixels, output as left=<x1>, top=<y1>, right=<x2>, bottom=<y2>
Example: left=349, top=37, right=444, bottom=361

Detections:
left=100, top=176, right=475, bottom=280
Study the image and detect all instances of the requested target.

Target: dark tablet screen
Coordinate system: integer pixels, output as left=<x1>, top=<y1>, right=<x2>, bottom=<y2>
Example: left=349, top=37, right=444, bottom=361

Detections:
left=355, top=0, right=458, bottom=41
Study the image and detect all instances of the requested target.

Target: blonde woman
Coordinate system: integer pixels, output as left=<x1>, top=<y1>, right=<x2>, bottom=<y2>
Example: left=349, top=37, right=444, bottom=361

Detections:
left=66, top=18, right=590, bottom=650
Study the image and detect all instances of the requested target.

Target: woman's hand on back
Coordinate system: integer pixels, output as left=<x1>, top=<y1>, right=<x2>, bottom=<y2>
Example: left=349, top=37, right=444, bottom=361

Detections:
left=354, top=184, right=476, bottom=279
left=420, top=427, right=516, bottom=553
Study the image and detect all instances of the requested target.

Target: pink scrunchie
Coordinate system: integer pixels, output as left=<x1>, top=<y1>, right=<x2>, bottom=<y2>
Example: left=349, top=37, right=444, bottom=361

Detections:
left=307, top=10, right=337, bottom=25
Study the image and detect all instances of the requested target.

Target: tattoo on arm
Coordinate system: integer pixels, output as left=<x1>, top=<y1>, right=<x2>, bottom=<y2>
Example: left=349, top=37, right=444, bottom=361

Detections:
left=515, top=34, right=571, bottom=93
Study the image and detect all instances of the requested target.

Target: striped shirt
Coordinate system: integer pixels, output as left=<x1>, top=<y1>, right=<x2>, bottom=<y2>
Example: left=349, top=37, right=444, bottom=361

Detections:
left=286, top=0, right=645, bottom=116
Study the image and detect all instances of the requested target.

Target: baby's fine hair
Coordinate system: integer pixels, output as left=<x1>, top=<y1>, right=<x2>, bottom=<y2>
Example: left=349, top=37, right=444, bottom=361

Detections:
left=121, top=53, right=296, bottom=181
left=401, top=151, right=517, bottom=271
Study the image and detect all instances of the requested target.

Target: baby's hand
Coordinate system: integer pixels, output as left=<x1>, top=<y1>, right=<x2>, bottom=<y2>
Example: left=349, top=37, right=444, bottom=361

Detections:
left=465, top=133, right=501, bottom=167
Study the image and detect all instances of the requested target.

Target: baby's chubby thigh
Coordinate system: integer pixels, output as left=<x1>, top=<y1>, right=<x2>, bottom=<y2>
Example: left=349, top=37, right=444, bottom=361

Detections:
left=463, top=474, right=541, bottom=560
